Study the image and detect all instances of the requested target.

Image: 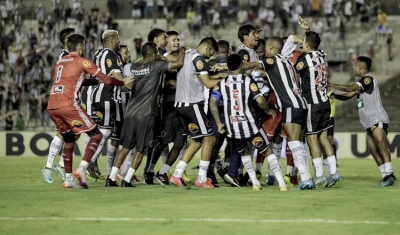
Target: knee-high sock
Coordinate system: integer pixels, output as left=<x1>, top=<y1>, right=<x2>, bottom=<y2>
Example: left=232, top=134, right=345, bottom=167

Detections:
left=120, top=148, right=136, bottom=176
left=288, top=141, right=311, bottom=181
left=62, top=142, right=75, bottom=174
left=89, top=128, right=111, bottom=163
left=267, top=154, right=286, bottom=187
left=46, top=135, right=64, bottom=168
left=107, top=145, right=118, bottom=175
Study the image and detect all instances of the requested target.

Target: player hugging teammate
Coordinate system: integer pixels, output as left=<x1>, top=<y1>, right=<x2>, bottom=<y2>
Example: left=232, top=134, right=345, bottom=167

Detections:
left=43, top=16, right=394, bottom=189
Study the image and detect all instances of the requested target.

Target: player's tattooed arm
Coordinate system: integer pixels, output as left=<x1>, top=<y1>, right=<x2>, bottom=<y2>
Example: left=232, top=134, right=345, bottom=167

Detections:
left=329, top=83, right=360, bottom=92
left=329, top=92, right=356, bottom=101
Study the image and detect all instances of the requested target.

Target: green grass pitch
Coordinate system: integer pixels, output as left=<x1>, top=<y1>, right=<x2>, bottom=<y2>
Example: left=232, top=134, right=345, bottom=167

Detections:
left=0, top=157, right=399, bottom=235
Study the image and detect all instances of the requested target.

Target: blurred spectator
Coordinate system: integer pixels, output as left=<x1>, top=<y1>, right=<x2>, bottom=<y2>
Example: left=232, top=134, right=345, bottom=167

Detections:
left=237, top=7, right=248, bottom=24
left=6, top=83, right=20, bottom=112
left=377, top=9, right=387, bottom=35
left=278, top=3, right=289, bottom=37
left=132, top=0, right=142, bottom=24
left=387, top=30, right=393, bottom=61
left=108, top=0, right=118, bottom=17
left=40, top=94, right=49, bottom=128
left=73, top=0, right=82, bottom=12
left=28, top=93, right=39, bottom=128
left=311, top=18, right=324, bottom=35
left=247, top=9, right=256, bottom=24
left=359, top=1, right=370, bottom=31
left=0, top=83, right=4, bottom=114
left=249, top=0, right=259, bottom=13
left=186, top=7, right=195, bottom=35
left=192, top=11, right=201, bottom=38
left=1, top=2, right=7, bottom=24
left=343, top=0, right=352, bottom=22
left=290, top=5, right=302, bottom=34
left=52, top=0, right=62, bottom=24
left=157, top=0, right=165, bottom=18
left=310, top=0, right=321, bottom=16
left=200, top=2, right=208, bottom=26
left=133, top=34, right=143, bottom=58
left=220, top=0, right=229, bottom=28
left=145, top=0, right=155, bottom=18
left=323, top=0, right=334, bottom=27
left=16, top=113, right=25, bottom=131
left=36, top=4, right=45, bottom=25
left=0, top=47, right=4, bottom=81
left=211, top=8, right=221, bottom=38
left=355, top=0, right=364, bottom=14
left=5, top=114, right=13, bottom=130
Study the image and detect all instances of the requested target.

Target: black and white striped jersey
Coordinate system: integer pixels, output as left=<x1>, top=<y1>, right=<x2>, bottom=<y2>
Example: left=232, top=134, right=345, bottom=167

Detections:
left=91, top=48, right=123, bottom=103
left=260, top=54, right=307, bottom=111
left=210, top=74, right=262, bottom=139
left=295, top=50, right=329, bottom=104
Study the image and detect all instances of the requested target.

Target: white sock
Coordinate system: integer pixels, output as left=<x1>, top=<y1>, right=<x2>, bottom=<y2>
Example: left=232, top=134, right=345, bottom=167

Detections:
left=90, top=128, right=111, bottom=163
left=272, top=143, right=282, bottom=157
left=198, top=160, right=210, bottom=183
left=58, top=155, right=65, bottom=167
left=107, top=145, right=117, bottom=175
left=65, top=173, right=73, bottom=180
left=379, top=165, right=386, bottom=178
left=267, top=154, right=286, bottom=187
left=173, top=161, right=187, bottom=178
left=109, top=166, right=119, bottom=181
left=323, top=159, right=330, bottom=177
left=178, top=142, right=187, bottom=160
left=159, top=164, right=171, bottom=175
left=78, top=160, right=89, bottom=170
left=301, top=143, right=311, bottom=177
left=327, top=156, right=337, bottom=174
left=120, top=149, right=135, bottom=176
left=252, top=148, right=258, bottom=160
left=288, top=141, right=311, bottom=181
left=287, top=165, right=293, bottom=176
left=161, top=146, right=169, bottom=164
left=46, top=135, right=63, bottom=168
left=147, top=163, right=156, bottom=173
left=384, top=162, right=393, bottom=175
left=267, top=162, right=274, bottom=176
left=312, top=157, right=324, bottom=177
left=124, top=167, right=136, bottom=182
left=242, top=155, right=260, bottom=186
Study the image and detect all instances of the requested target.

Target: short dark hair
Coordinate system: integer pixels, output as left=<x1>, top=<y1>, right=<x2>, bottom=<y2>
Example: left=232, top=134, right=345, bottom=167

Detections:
left=227, top=54, right=243, bottom=71
left=217, top=40, right=230, bottom=54
left=255, top=38, right=266, bottom=49
left=148, top=28, right=165, bottom=42
left=268, top=36, right=284, bottom=50
left=357, top=56, right=372, bottom=71
left=117, top=45, right=128, bottom=53
left=66, top=34, right=85, bottom=52
left=305, top=31, right=321, bottom=50
left=199, top=37, right=218, bottom=52
left=166, top=31, right=179, bottom=37
left=59, top=28, right=75, bottom=45
left=238, top=24, right=257, bottom=42
left=141, top=42, right=158, bottom=58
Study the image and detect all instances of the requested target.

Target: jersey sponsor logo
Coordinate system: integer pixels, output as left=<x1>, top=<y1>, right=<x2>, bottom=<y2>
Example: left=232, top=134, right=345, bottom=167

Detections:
left=266, top=58, right=274, bottom=64
left=106, top=59, right=112, bottom=67
left=296, top=62, right=304, bottom=70
left=243, top=54, right=249, bottom=62
left=250, top=83, right=258, bottom=92
left=71, top=120, right=83, bottom=128
left=132, top=68, right=150, bottom=75
left=188, top=123, right=199, bottom=133
left=53, top=86, right=64, bottom=94
left=83, top=60, right=91, bottom=68
left=196, top=61, right=204, bottom=70
left=59, top=58, right=73, bottom=63
left=364, top=77, right=371, bottom=85
left=252, top=136, right=264, bottom=148
left=230, top=115, right=247, bottom=123
left=357, top=99, right=364, bottom=109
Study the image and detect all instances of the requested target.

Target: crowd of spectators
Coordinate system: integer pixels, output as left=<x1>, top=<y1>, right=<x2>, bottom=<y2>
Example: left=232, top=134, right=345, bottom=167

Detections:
left=0, top=0, right=386, bottom=130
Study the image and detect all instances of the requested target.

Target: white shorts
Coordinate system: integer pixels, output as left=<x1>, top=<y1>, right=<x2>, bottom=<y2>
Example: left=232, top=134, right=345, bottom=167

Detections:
left=132, top=9, right=141, bottom=18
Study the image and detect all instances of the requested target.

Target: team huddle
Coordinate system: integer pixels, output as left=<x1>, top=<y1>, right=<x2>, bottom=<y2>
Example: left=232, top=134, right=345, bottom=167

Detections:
left=40, top=16, right=396, bottom=190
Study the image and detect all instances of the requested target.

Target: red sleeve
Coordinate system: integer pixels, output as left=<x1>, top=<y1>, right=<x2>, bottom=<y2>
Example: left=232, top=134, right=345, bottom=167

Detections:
left=96, top=71, right=124, bottom=86
left=82, top=59, right=100, bottom=77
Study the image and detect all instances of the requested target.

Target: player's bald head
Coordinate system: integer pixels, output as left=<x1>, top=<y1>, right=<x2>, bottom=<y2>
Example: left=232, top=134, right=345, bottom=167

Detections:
left=102, top=30, right=119, bottom=42
left=265, top=37, right=283, bottom=56
left=268, top=37, right=284, bottom=50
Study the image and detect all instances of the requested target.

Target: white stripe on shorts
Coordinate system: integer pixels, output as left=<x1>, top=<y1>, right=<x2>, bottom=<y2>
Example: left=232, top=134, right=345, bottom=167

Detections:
left=193, top=104, right=207, bottom=135
left=104, top=101, right=110, bottom=126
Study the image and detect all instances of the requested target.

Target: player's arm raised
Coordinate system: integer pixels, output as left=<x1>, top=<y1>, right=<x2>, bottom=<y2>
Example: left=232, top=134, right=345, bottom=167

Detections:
left=209, top=84, right=225, bottom=134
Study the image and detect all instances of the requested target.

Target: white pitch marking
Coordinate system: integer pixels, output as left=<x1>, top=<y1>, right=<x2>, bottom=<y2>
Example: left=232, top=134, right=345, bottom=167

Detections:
left=0, top=217, right=399, bottom=225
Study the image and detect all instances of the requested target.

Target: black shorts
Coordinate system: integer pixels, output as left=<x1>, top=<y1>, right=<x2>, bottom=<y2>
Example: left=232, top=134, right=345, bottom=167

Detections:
left=120, top=116, right=155, bottom=152
left=175, top=103, right=213, bottom=139
left=305, top=103, right=332, bottom=135
left=327, top=117, right=335, bottom=136
left=366, top=122, right=389, bottom=137
left=161, top=111, right=185, bottom=145
left=282, top=107, right=307, bottom=127
left=91, top=101, right=116, bottom=129
left=110, top=102, right=125, bottom=141
left=229, top=129, right=270, bottom=154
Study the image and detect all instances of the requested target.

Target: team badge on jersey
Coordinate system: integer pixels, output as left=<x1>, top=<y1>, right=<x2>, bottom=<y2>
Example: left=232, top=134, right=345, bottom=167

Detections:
left=83, top=60, right=91, bottom=68
left=196, top=61, right=204, bottom=70
left=243, top=54, right=249, bottom=62
left=250, top=83, right=258, bottom=91
left=296, top=62, right=304, bottom=70
left=252, top=137, right=264, bottom=148
left=95, top=111, right=103, bottom=121
left=266, top=58, right=274, bottom=64
left=364, top=77, right=371, bottom=85
left=188, top=123, right=199, bottom=133
left=106, top=59, right=112, bottom=67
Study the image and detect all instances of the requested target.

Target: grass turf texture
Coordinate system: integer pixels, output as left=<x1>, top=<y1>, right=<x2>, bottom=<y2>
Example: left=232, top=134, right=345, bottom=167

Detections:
left=0, top=157, right=399, bottom=235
